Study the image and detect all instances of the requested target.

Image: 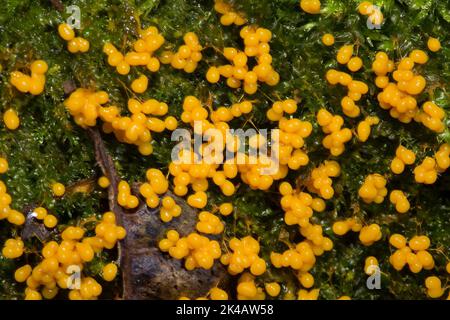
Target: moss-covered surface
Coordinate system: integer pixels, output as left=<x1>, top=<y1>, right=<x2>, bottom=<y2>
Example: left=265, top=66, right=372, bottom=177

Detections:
left=0, top=0, right=449, bottom=299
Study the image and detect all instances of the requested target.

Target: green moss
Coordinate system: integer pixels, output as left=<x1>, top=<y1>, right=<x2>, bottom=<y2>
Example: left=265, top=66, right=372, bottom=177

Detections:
left=0, top=0, right=449, bottom=299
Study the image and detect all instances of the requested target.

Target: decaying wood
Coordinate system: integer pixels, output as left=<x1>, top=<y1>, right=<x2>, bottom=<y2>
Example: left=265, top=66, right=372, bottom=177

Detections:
left=86, top=127, right=229, bottom=299
left=21, top=205, right=53, bottom=242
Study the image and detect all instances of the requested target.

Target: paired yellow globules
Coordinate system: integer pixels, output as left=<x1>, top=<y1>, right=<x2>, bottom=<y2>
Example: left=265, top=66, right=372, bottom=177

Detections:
left=332, top=218, right=362, bottom=236
left=389, top=190, right=410, bottom=213
left=10, top=60, right=48, bottom=95
left=356, top=116, right=379, bottom=142
left=2, top=238, right=24, bottom=259
left=214, top=0, right=246, bottom=26
left=117, top=180, right=139, bottom=209
left=58, top=23, right=89, bottom=53
left=425, top=276, right=444, bottom=298
left=391, top=145, right=416, bottom=174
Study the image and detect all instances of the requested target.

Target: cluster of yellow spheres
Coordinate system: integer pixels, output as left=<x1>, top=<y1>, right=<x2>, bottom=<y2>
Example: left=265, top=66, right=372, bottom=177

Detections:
left=220, top=236, right=266, bottom=276
left=326, top=59, right=370, bottom=118
left=58, top=23, right=90, bottom=53
left=180, top=95, right=209, bottom=127
left=117, top=180, right=139, bottom=209
left=168, top=32, right=203, bottom=73
left=280, top=182, right=326, bottom=227
left=373, top=50, right=445, bottom=131
left=10, top=59, right=48, bottom=95
left=236, top=273, right=266, bottom=300
left=139, top=168, right=169, bottom=208
left=10, top=212, right=125, bottom=300
left=413, top=144, right=450, bottom=183
left=415, top=101, right=446, bottom=133
left=278, top=117, right=312, bottom=169
left=65, top=88, right=175, bottom=155
left=2, top=238, right=24, bottom=259
left=64, top=88, right=109, bottom=127
left=271, top=241, right=319, bottom=273
left=3, top=0, right=449, bottom=302
left=207, top=26, right=278, bottom=94
left=389, top=190, right=410, bottom=214
left=299, top=0, right=321, bottom=14
left=169, top=159, right=215, bottom=200
left=210, top=101, right=253, bottom=123
left=356, top=116, right=379, bottom=142
left=239, top=155, right=286, bottom=192
left=358, top=224, right=382, bottom=246
left=305, top=160, right=341, bottom=199
left=159, top=231, right=221, bottom=270
left=332, top=218, right=362, bottom=236
left=413, top=157, right=439, bottom=185
left=299, top=224, right=334, bottom=256
left=391, top=145, right=416, bottom=174
left=214, top=0, right=246, bottom=26
left=358, top=173, right=387, bottom=204
left=266, top=99, right=297, bottom=121
left=425, top=276, right=445, bottom=298
left=104, top=26, right=164, bottom=76
left=158, top=196, right=182, bottom=222
left=358, top=1, right=384, bottom=26
left=196, top=211, right=224, bottom=234
left=105, top=98, right=175, bottom=155
left=94, top=211, right=127, bottom=249
left=317, top=109, right=352, bottom=156
left=2, top=109, right=20, bottom=130
left=389, top=234, right=434, bottom=273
